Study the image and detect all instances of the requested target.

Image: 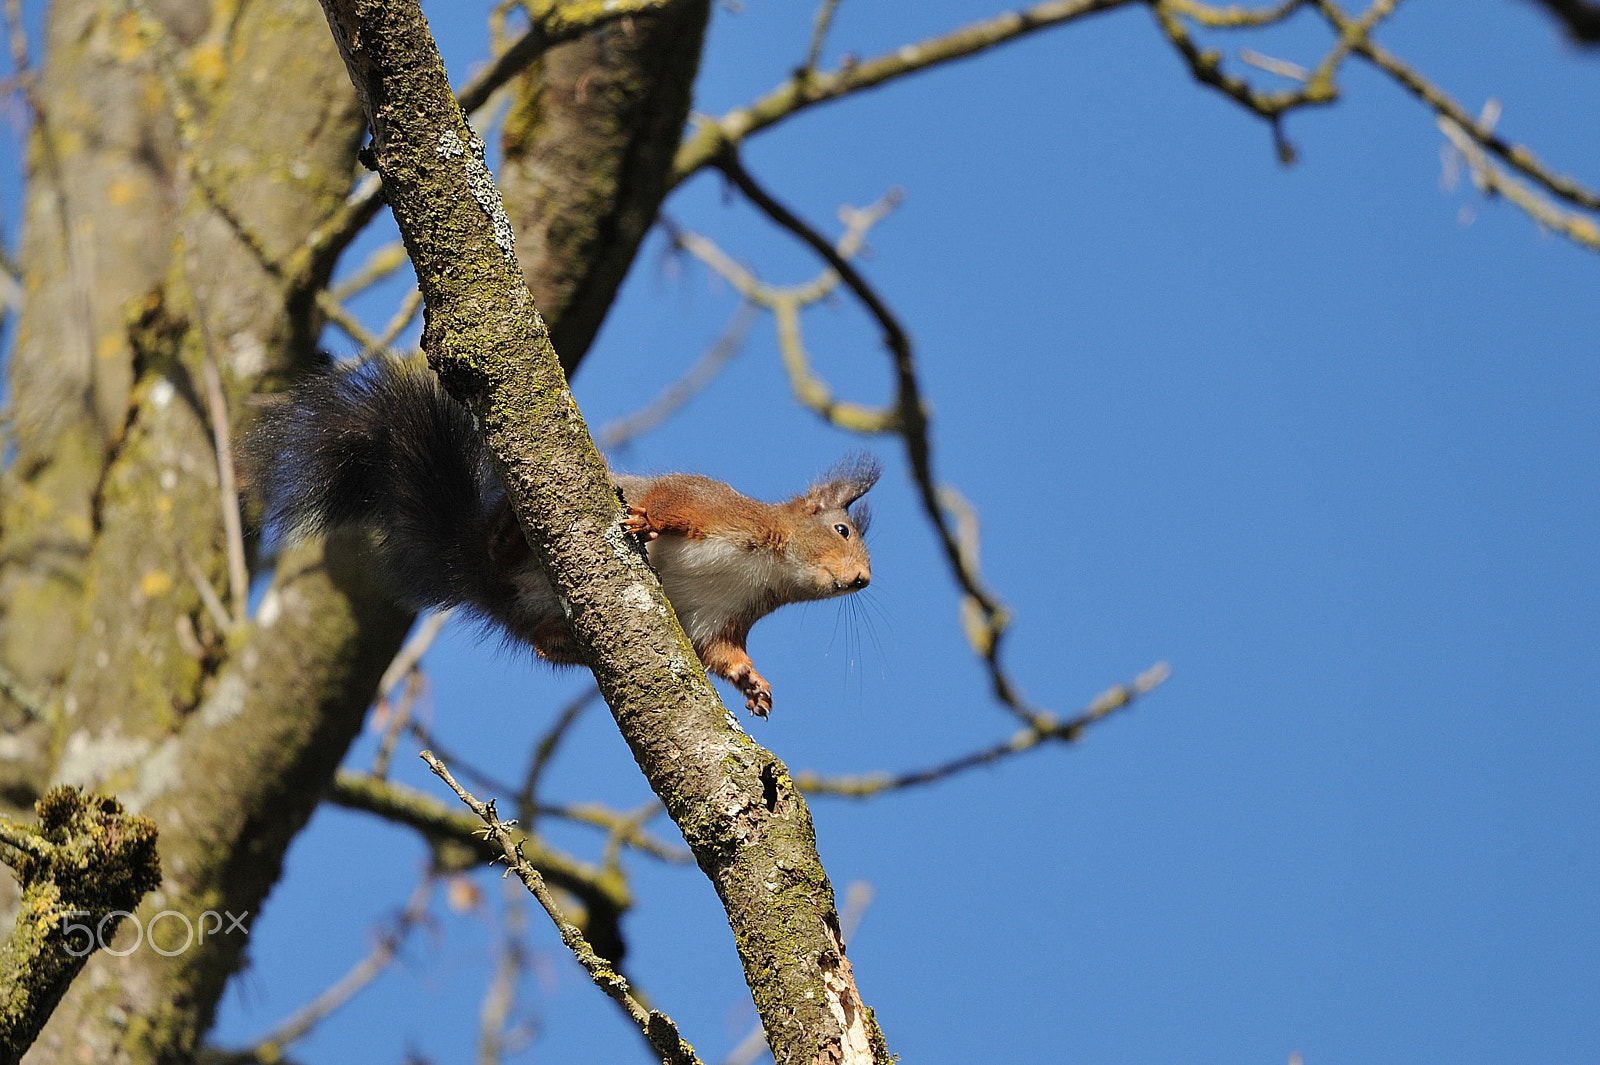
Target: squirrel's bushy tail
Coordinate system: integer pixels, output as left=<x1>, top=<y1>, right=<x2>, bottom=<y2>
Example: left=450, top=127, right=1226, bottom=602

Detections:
left=247, top=356, right=512, bottom=614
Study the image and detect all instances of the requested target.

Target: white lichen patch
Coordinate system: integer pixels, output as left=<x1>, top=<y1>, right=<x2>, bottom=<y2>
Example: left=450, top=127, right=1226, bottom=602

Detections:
left=124, top=737, right=184, bottom=812
left=228, top=330, right=266, bottom=377
left=57, top=727, right=154, bottom=790
left=438, top=127, right=516, bottom=263
left=621, top=582, right=664, bottom=615
left=435, top=128, right=465, bottom=158
left=199, top=672, right=248, bottom=729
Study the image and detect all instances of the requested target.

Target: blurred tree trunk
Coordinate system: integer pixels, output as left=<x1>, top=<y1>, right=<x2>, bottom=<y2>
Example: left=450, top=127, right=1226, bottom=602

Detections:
left=0, top=1, right=708, bottom=1060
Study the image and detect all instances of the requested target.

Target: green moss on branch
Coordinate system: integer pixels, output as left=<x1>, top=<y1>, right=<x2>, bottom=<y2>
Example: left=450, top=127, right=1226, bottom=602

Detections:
left=0, top=788, right=160, bottom=1065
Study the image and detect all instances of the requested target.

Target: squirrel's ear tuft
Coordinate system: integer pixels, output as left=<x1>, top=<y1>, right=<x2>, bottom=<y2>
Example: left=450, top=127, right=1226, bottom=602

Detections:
left=805, top=453, right=882, bottom=514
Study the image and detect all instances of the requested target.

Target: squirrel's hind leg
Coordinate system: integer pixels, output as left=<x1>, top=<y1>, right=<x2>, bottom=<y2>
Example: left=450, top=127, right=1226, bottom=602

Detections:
left=696, top=637, right=773, bottom=717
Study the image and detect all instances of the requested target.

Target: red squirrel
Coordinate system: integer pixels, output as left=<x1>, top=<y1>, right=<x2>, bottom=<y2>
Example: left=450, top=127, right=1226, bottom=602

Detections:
left=248, top=356, right=879, bottom=716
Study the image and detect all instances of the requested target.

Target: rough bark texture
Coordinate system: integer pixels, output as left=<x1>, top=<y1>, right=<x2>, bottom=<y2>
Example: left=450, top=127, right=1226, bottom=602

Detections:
left=312, top=1, right=889, bottom=1061
left=496, top=0, right=710, bottom=373
left=3, top=2, right=416, bottom=1061
left=0, top=788, right=161, bottom=1064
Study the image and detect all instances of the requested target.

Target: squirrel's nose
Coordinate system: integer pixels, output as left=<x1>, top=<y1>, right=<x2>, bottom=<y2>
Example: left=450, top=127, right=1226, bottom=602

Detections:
left=844, top=572, right=870, bottom=591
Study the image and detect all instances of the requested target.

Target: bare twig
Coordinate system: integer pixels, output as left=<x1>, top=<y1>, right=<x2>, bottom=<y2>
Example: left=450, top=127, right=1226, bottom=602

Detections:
left=244, top=872, right=437, bottom=1059
left=714, top=151, right=1041, bottom=725
left=316, top=289, right=384, bottom=350
left=597, top=301, right=761, bottom=450
left=663, top=188, right=905, bottom=433
left=477, top=880, right=532, bottom=1065
left=329, top=240, right=409, bottom=301
left=292, top=0, right=686, bottom=290
left=328, top=771, right=630, bottom=917
left=1165, top=0, right=1307, bottom=26
left=672, top=0, right=1140, bottom=185
left=516, top=687, right=601, bottom=817
left=378, top=609, right=455, bottom=700
left=1437, top=117, right=1600, bottom=251
left=198, top=355, right=250, bottom=626
left=1311, top=0, right=1600, bottom=212
left=1239, top=48, right=1310, bottom=80
left=421, top=751, right=703, bottom=1065
left=374, top=286, right=425, bottom=350
left=795, top=663, right=1172, bottom=798
left=180, top=551, right=235, bottom=636
left=371, top=669, right=424, bottom=779
left=542, top=800, right=692, bottom=864
left=802, top=0, right=844, bottom=74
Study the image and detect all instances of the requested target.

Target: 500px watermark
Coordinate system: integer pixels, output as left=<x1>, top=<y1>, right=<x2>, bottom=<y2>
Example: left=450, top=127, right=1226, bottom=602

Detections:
left=59, top=909, right=249, bottom=957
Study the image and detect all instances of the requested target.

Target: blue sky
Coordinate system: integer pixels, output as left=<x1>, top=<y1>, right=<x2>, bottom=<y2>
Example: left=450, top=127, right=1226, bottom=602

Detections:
left=6, top=2, right=1600, bottom=1063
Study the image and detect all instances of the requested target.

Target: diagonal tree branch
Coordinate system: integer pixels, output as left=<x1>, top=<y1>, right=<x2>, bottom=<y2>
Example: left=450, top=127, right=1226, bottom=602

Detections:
left=671, top=0, right=1139, bottom=186
left=310, top=3, right=890, bottom=1061
left=796, top=664, right=1171, bottom=798
left=423, top=752, right=702, bottom=1065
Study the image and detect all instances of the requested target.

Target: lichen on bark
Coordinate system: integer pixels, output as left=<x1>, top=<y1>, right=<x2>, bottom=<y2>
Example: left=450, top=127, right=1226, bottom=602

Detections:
left=312, top=1, right=889, bottom=1060
left=0, top=787, right=161, bottom=1065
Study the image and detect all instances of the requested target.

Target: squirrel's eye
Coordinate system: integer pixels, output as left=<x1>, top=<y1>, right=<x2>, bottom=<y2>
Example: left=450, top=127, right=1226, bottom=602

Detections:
left=833, top=523, right=851, bottom=539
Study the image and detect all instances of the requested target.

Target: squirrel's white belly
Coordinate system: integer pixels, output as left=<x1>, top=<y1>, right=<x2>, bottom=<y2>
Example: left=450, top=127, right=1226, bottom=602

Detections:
left=646, top=535, right=783, bottom=645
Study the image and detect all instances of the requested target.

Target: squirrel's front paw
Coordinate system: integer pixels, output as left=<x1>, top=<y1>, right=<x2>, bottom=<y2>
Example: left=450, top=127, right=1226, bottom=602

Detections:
left=734, top=668, right=773, bottom=718
left=621, top=505, right=659, bottom=542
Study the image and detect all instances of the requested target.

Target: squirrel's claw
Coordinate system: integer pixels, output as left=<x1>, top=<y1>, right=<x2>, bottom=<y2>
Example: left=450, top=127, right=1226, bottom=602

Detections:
left=621, top=505, right=659, bottom=542
left=732, top=666, right=773, bottom=718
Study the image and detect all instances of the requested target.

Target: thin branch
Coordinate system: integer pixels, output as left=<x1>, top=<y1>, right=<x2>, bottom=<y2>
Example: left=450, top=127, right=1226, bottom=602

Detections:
left=599, top=799, right=673, bottom=872
left=371, top=668, right=424, bottom=779
left=378, top=609, right=455, bottom=700
left=1438, top=117, right=1600, bottom=251
left=329, top=239, right=409, bottom=300
left=244, top=873, right=437, bottom=1060
left=802, top=0, right=844, bottom=74
left=1238, top=47, right=1310, bottom=80
left=714, top=151, right=1040, bottom=726
left=517, top=687, right=601, bottom=816
left=327, top=771, right=627, bottom=909
left=542, top=800, right=693, bottom=864
left=292, top=0, right=687, bottom=290
left=477, top=880, right=532, bottom=1065
left=407, top=722, right=520, bottom=798
left=597, top=301, right=761, bottom=450
left=198, top=355, right=250, bottom=626
left=1164, top=0, right=1307, bottom=26
left=375, top=286, right=425, bottom=350
left=421, top=751, right=703, bottom=1065
left=1149, top=0, right=1340, bottom=161
left=672, top=0, right=1139, bottom=186
left=180, top=550, right=235, bottom=636
left=663, top=189, right=905, bottom=433
left=317, top=289, right=384, bottom=350
left=795, top=663, right=1172, bottom=798
left=1311, top=0, right=1600, bottom=213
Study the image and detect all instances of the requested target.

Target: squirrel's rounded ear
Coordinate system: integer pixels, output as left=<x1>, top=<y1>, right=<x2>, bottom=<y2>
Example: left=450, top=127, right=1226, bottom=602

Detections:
left=804, top=453, right=882, bottom=513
